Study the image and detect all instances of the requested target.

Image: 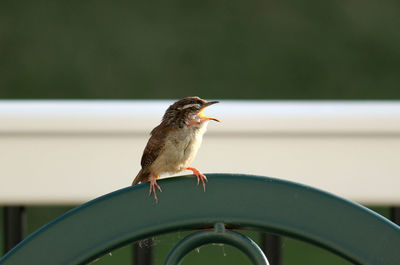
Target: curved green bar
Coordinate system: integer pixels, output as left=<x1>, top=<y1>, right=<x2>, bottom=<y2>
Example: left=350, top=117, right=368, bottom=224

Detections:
left=1, top=174, right=400, bottom=265
left=164, top=223, right=269, bottom=265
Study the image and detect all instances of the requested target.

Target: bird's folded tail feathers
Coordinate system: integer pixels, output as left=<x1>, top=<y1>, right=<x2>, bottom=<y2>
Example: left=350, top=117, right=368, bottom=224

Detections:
left=132, top=169, right=149, bottom=186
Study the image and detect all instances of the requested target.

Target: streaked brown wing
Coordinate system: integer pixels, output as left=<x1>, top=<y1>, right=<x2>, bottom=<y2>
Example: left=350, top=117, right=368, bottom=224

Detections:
left=140, top=125, right=168, bottom=168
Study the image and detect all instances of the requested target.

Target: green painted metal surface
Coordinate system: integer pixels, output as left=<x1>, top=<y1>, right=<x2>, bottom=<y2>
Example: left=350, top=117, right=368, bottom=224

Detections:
left=163, top=223, right=268, bottom=265
left=1, top=174, right=400, bottom=265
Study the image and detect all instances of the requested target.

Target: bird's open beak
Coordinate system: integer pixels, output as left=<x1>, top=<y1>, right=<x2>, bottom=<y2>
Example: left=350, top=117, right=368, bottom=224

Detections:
left=198, top=101, right=220, bottom=122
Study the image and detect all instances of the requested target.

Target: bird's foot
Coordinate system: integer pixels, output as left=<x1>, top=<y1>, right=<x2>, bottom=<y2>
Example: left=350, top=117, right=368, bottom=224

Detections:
left=149, top=176, right=162, bottom=201
left=186, top=167, right=207, bottom=191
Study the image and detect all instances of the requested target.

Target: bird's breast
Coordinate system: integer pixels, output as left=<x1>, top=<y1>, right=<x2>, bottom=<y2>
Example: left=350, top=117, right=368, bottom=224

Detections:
left=151, top=122, right=208, bottom=175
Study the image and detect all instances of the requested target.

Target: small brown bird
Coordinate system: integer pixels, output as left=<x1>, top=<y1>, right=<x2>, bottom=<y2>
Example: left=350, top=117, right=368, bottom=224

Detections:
left=132, top=96, right=220, bottom=200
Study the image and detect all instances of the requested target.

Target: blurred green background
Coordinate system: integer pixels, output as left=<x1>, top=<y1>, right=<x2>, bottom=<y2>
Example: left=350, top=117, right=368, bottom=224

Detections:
left=1, top=1, right=399, bottom=264
left=1, top=0, right=400, bottom=99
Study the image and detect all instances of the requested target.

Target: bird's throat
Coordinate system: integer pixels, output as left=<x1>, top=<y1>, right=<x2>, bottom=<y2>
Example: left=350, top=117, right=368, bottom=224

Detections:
left=186, top=119, right=202, bottom=127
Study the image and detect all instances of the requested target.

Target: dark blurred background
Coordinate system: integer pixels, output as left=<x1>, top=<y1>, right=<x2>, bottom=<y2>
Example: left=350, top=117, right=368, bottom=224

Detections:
left=1, top=0, right=400, bottom=100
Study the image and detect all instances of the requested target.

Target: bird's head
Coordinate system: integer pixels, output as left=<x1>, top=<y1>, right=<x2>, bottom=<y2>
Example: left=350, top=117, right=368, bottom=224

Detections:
left=163, top=96, right=220, bottom=128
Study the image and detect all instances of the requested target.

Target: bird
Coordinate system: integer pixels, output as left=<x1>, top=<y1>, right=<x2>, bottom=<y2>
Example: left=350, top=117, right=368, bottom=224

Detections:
left=132, top=96, right=220, bottom=201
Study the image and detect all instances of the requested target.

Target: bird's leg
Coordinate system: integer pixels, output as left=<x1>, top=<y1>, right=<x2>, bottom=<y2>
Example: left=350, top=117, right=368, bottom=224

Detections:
left=186, top=167, right=207, bottom=191
left=149, top=174, right=162, bottom=201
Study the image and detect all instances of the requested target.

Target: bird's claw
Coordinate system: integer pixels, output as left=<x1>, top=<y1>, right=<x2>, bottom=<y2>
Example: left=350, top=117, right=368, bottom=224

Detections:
left=149, top=177, right=162, bottom=201
left=197, top=173, right=208, bottom=192
left=187, top=167, right=207, bottom=192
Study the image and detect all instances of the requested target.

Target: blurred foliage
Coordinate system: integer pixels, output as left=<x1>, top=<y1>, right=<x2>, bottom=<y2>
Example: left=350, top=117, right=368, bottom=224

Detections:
left=281, top=237, right=351, bottom=265
left=1, top=0, right=400, bottom=99
left=24, top=206, right=75, bottom=236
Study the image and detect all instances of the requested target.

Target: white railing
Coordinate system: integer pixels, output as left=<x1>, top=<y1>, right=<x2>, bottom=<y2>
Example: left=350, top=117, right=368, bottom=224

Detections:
left=1, top=100, right=400, bottom=204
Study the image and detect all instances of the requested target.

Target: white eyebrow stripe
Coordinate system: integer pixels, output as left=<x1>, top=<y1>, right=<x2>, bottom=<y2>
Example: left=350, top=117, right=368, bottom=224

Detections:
left=181, top=103, right=200, bottom=110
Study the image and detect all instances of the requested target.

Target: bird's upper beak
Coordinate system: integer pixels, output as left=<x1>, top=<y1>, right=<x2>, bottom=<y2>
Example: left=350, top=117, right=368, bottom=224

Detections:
left=198, top=101, right=220, bottom=122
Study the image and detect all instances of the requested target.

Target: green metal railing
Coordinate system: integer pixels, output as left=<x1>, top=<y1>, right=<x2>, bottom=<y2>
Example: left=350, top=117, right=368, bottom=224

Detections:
left=1, top=174, right=400, bottom=265
left=164, top=222, right=268, bottom=265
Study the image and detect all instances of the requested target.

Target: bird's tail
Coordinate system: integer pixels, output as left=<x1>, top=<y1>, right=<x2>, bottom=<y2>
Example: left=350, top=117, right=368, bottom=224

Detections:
left=132, top=168, right=149, bottom=186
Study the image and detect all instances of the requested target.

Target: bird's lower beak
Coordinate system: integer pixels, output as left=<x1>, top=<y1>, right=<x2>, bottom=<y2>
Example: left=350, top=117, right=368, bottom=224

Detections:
left=198, top=101, right=220, bottom=122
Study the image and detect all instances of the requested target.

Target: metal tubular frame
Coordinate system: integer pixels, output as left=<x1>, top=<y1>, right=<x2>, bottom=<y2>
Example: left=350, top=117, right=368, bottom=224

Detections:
left=163, top=223, right=269, bottom=265
left=1, top=174, right=400, bottom=265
